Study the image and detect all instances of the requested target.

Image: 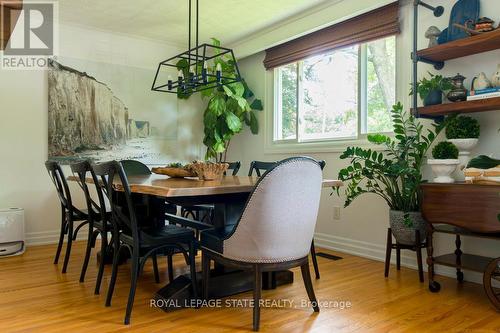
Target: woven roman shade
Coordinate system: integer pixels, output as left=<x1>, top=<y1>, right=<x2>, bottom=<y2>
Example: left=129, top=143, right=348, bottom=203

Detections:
left=263, top=1, right=400, bottom=70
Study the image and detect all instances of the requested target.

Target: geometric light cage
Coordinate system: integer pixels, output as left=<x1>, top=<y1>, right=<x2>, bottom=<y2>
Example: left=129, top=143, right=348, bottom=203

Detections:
left=151, top=43, right=242, bottom=94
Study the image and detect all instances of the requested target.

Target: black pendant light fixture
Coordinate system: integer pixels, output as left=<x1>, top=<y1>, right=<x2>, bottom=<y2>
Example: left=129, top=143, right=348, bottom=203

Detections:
left=152, top=0, right=241, bottom=94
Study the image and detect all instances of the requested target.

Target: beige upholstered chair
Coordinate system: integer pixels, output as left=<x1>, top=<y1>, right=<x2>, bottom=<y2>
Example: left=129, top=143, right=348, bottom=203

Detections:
left=200, top=156, right=323, bottom=331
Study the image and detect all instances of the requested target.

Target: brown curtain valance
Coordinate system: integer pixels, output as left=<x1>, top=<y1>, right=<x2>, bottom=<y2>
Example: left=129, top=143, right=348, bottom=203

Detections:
left=263, top=1, right=400, bottom=70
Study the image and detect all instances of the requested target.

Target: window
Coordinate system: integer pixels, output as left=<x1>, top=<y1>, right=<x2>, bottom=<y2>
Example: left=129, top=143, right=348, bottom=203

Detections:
left=274, top=35, right=396, bottom=142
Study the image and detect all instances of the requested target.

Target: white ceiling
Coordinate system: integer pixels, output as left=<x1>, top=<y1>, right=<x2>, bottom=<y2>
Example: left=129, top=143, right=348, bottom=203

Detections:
left=58, top=0, right=332, bottom=47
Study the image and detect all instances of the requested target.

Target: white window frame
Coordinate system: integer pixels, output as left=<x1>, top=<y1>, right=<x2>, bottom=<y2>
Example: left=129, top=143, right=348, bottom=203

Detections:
left=272, top=41, right=394, bottom=145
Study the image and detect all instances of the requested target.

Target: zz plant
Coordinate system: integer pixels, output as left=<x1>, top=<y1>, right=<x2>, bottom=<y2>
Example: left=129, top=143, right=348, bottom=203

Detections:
left=336, top=102, right=447, bottom=225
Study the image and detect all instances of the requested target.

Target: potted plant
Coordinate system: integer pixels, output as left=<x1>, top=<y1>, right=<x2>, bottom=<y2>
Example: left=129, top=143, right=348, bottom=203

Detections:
left=445, top=115, right=480, bottom=169
left=177, top=38, right=263, bottom=178
left=336, top=102, right=446, bottom=245
left=410, top=72, right=453, bottom=106
left=427, top=141, right=460, bottom=183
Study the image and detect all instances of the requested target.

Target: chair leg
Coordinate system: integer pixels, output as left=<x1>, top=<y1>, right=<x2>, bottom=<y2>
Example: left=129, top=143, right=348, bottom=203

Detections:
left=124, top=249, right=140, bottom=325
left=202, top=251, right=210, bottom=300
left=105, top=237, right=121, bottom=307
left=189, top=240, right=198, bottom=298
left=167, top=254, right=174, bottom=283
left=62, top=215, right=74, bottom=273
left=54, top=207, right=66, bottom=264
left=79, top=224, right=94, bottom=282
left=301, top=262, right=320, bottom=312
left=416, top=230, right=424, bottom=283
left=396, top=246, right=401, bottom=270
left=152, top=252, right=160, bottom=283
left=310, top=240, right=320, bottom=279
left=384, top=228, right=392, bottom=278
left=95, top=231, right=107, bottom=295
left=253, top=265, right=262, bottom=332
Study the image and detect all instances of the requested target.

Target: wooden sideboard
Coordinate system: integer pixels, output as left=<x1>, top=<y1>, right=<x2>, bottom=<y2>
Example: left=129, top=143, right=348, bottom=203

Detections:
left=421, top=183, right=500, bottom=310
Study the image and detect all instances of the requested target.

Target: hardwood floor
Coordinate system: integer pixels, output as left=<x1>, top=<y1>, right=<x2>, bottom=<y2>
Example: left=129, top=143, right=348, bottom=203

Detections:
left=0, top=241, right=498, bottom=333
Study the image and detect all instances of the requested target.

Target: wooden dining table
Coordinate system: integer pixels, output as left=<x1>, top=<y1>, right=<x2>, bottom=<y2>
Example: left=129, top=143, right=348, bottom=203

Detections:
left=69, top=173, right=342, bottom=310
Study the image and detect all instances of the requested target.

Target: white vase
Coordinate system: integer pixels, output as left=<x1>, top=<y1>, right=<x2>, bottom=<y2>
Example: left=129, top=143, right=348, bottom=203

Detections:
left=428, top=159, right=460, bottom=183
left=491, top=64, right=500, bottom=88
left=447, top=138, right=479, bottom=178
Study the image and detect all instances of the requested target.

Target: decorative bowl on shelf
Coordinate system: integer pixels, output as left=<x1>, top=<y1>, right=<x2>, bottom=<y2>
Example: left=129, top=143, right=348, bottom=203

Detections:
left=151, top=166, right=196, bottom=178
left=190, top=161, right=229, bottom=181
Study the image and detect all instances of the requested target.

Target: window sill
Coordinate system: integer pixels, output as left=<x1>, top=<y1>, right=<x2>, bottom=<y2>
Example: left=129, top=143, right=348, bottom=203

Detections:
left=264, top=138, right=388, bottom=155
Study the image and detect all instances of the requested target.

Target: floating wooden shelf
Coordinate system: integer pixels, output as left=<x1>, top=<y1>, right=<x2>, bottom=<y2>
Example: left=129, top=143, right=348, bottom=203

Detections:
left=413, top=97, right=500, bottom=116
left=417, top=29, right=500, bottom=62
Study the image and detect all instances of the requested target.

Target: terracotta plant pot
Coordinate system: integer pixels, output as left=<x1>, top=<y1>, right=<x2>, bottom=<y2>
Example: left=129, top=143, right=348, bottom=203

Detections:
left=190, top=162, right=229, bottom=181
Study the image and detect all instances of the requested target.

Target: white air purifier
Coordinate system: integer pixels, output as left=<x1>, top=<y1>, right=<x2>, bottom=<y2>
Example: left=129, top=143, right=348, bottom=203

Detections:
left=0, top=208, right=25, bottom=257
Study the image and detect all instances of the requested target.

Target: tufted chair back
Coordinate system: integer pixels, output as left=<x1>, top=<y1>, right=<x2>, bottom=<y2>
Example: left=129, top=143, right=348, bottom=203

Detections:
left=223, top=157, right=322, bottom=263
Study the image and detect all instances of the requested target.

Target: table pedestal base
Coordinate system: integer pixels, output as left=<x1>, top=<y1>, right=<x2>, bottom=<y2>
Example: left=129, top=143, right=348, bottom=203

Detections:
left=153, top=269, right=294, bottom=311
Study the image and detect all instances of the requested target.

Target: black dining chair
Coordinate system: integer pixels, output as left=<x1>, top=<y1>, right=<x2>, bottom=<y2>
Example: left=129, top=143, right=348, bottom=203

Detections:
left=181, top=161, right=241, bottom=223
left=120, top=160, right=177, bottom=217
left=248, top=160, right=277, bottom=177
left=201, top=157, right=322, bottom=331
left=45, top=161, right=89, bottom=273
left=70, top=160, right=112, bottom=293
left=311, top=160, right=326, bottom=279
left=120, top=160, right=152, bottom=176
left=93, top=161, right=198, bottom=325
left=247, top=159, right=325, bottom=280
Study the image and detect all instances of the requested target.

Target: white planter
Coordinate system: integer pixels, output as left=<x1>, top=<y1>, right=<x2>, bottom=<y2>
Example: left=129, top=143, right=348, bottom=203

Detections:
left=428, top=159, right=460, bottom=183
left=447, top=138, right=479, bottom=180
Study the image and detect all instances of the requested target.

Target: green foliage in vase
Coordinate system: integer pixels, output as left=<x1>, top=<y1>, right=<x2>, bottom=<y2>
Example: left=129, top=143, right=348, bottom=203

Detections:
left=432, top=141, right=459, bottom=159
left=445, top=115, right=480, bottom=139
left=336, top=102, right=447, bottom=226
left=177, top=38, right=263, bottom=162
left=409, top=72, right=453, bottom=99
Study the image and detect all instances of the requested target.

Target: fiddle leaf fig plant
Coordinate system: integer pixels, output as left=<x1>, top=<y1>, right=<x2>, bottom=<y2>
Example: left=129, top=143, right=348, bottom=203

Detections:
left=179, top=38, right=263, bottom=162
left=336, top=102, right=448, bottom=226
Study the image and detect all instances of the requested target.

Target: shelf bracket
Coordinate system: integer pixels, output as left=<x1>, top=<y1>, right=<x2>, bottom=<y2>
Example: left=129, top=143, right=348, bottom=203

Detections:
left=412, top=53, right=445, bottom=70
left=415, top=1, right=444, bottom=17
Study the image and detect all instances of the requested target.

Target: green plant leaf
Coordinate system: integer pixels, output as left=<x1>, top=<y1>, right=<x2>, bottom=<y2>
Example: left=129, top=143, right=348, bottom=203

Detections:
left=250, top=99, right=263, bottom=111
left=209, top=95, right=226, bottom=116
left=225, top=112, right=242, bottom=132
left=210, top=37, right=221, bottom=47
left=242, top=80, right=254, bottom=99
left=222, top=85, right=234, bottom=97
left=229, top=82, right=245, bottom=97
left=249, top=111, right=259, bottom=134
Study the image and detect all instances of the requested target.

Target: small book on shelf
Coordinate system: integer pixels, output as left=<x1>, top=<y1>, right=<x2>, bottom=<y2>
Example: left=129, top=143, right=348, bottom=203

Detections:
left=469, top=87, right=500, bottom=96
left=467, top=91, right=500, bottom=101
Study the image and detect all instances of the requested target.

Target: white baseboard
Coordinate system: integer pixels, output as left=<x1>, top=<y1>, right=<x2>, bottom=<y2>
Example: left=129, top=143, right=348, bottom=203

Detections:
left=314, top=232, right=484, bottom=285
left=25, top=229, right=485, bottom=285
left=26, top=229, right=88, bottom=246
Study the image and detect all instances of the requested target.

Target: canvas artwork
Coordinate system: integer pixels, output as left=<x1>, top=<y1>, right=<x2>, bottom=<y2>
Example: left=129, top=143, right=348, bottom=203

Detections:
left=48, top=57, right=179, bottom=164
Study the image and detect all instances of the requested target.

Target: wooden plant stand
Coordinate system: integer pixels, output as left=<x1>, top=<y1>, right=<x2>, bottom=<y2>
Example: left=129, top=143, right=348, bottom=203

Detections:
left=384, top=228, right=426, bottom=282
